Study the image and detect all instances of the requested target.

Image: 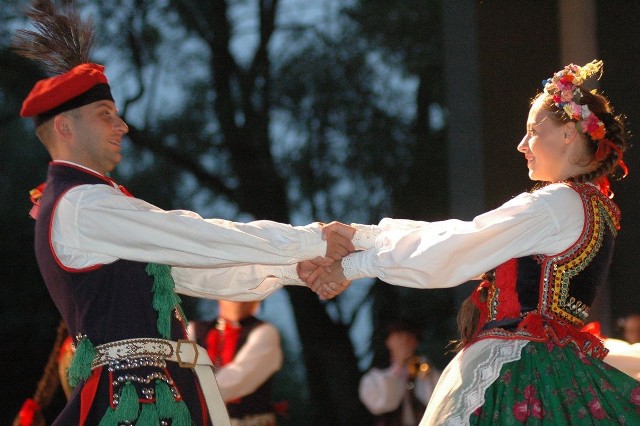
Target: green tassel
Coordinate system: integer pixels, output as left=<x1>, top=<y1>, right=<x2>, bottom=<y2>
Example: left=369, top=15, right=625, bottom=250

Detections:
left=97, top=405, right=118, bottom=426
left=67, top=336, right=95, bottom=387
left=154, top=380, right=192, bottom=426
left=168, top=400, right=191, bottom=426
left=154, top=380, right=176, bottom=418
left=146, top=263, right=185, bottom=338
left=114, top=381, right=140, bottom=422
left=136, top=402, right=159, bottom=426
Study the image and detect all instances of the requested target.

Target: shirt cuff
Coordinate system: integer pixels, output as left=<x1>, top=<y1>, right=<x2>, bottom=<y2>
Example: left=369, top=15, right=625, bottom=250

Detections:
left=298, top=222, right=328, bottom=258
left=342, top=251, right=375, bottom=281
left=277, top=264, right=306, bottom=286
left=350, top=223, right=380, bottom=250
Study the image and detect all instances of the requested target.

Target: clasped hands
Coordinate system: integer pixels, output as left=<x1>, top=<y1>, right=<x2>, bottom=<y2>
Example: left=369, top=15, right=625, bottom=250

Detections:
left=297, top=221, right=356, bottom=300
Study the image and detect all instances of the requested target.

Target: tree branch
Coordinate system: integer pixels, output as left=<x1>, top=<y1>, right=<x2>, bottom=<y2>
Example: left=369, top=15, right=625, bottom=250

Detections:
left=126, top=125, right=236, bottom=199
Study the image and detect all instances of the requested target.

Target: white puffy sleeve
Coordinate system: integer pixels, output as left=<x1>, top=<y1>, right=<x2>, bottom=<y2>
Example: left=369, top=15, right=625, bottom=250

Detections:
left=343, top=184, right=584, bottom=289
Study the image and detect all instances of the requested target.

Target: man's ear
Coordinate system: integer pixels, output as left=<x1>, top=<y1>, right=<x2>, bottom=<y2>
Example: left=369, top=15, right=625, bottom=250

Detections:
left=53, top=114, right=72, bottom=137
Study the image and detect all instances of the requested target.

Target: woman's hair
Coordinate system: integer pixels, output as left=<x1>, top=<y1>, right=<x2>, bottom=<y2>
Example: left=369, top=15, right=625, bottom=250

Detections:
left=535, top=86, right=630, bottom=186
left=452, top=271, right=493, bottom=352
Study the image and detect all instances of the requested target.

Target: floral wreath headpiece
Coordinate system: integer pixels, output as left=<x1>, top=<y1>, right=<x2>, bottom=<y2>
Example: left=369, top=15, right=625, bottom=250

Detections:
left=542, top=60, right=628, bottom=196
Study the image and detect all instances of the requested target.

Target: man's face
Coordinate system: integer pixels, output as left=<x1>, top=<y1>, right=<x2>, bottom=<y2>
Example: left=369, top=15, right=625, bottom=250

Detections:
left=65, top=100, right=128, bottom=174
left=624, top=315, right=640, bottom=344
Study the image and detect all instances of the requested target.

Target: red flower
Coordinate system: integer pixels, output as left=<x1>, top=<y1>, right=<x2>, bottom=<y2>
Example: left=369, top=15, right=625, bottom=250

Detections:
left=590, top=125, right=606, bottom=140
left=513, top=401, right=529, bottom=422
left=588, top=398, right=606, bottom=420
left=501, top=370, right=512, bottom=384
left=531, top=399, right=545, bottom=419
left=631, top=386, right=640, bottom=406
left=560, top=74, right=575, bottom=84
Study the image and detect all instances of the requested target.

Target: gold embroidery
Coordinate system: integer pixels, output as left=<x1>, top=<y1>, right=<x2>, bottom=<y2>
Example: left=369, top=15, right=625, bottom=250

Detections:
left=543, top=187, right=620, bottom=326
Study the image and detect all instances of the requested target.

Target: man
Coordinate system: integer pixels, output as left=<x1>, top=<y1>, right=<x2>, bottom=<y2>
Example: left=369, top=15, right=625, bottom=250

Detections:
left=13, top=2, right=352, bottom=424
left=189, top=301, right=283, bottom=426
left=620, top=313, right=640, bottom=344
left=359, top=321, right=441, bottom=426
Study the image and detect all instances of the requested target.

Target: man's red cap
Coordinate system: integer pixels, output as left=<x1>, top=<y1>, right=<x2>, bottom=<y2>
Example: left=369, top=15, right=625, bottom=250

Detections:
left=21, top=63, right=113, bottom=123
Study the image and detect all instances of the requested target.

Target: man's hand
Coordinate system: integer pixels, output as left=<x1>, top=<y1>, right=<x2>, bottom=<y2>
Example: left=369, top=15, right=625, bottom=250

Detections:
left=303, top=259, right=350, bottom=300
left=297, top=257, right=333, bottom=283
left=322, top=221, right=356, bottom=260
left=317, top=280, right=351, bottom=300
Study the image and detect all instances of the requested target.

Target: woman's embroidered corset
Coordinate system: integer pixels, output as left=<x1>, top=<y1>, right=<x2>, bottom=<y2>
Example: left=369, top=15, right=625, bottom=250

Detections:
left=474, top=183, right=620, bottom=358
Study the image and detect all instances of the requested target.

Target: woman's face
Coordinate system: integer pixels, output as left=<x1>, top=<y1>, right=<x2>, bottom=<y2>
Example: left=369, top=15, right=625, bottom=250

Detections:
left=517, top=97, right=567, bottom=182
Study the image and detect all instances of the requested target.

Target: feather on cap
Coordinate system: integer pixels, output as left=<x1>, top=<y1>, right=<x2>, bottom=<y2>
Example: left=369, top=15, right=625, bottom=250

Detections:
left=12, top=0, right=113, bottom=123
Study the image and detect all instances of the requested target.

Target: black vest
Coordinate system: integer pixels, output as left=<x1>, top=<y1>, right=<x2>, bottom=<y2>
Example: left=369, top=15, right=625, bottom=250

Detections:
left=35, top=162, right=208, bottom=425
left=477, top=182, right=619, bottom=358
left=193, top=316, right=275, bottom=418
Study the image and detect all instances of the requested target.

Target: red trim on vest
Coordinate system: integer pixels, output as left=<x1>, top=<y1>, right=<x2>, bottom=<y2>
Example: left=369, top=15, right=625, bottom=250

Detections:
left=195, top=378, right=209, bottom=426
left=46, top=162, right=133, bottom=273
left=494, top=258, right=520, bottom=320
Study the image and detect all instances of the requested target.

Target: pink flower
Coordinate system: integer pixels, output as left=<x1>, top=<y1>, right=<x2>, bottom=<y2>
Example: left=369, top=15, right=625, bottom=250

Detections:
left=557, top=81, right=573, bottom=91
left=570, top=103, right=582, bottom=120
left=580, top=120, right=589, bottom=133
left=524, top=384, right=537, bottom=401
left=560, top=89, right=574, bottom=102
left=531, top=399, right=544, bottom=419
left=588, top=398, right=606, bottom=420
left=502, top=370, right=512, bottom=384
left=630, top=386, right=640, bottom=406
left=513, top=401, right=529, bottom=423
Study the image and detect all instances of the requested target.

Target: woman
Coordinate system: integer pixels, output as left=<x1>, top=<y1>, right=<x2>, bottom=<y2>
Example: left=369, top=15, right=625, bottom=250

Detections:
left=309, top=60, right=640, bottom=424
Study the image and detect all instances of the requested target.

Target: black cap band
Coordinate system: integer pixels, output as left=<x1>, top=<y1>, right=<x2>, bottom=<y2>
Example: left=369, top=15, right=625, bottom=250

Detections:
left=35, top=83, right=114, bottom=126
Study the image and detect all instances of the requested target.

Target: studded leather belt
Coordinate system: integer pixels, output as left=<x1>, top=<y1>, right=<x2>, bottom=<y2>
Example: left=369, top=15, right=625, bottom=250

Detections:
left=94, top=338, right=231, bottom=426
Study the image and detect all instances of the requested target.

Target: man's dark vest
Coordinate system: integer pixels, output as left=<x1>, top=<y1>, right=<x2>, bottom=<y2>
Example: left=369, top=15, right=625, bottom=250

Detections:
left=193, top=316, right=275, bottom=418
left=373, top=385, right=425, bottom=426
left=35, top=162, right=207, bottom=425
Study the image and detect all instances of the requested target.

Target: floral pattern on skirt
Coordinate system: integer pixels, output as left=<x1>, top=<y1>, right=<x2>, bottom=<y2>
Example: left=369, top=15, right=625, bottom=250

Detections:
left=469, top=341, right=640, bottom=425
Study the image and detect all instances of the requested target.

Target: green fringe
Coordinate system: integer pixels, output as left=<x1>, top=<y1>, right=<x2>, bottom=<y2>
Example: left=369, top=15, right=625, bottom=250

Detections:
left=168, top=401, right=191, bottom=426
left=136, top=402, right=159, bottom=425
left=97, top=405, right=118, bottom=426
left=67, top=336, right=95, bottom=387
left=146, top=263, right=186, bottom=338
left=155, top=380, right=192, bottom=426
left=114, top=381, right=140, bottom=422
left=154, top=380, right=175, bottom=418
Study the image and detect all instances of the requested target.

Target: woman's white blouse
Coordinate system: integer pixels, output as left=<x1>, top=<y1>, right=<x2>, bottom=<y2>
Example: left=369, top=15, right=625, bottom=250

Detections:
left=344, top=183, right=585, bottom=289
